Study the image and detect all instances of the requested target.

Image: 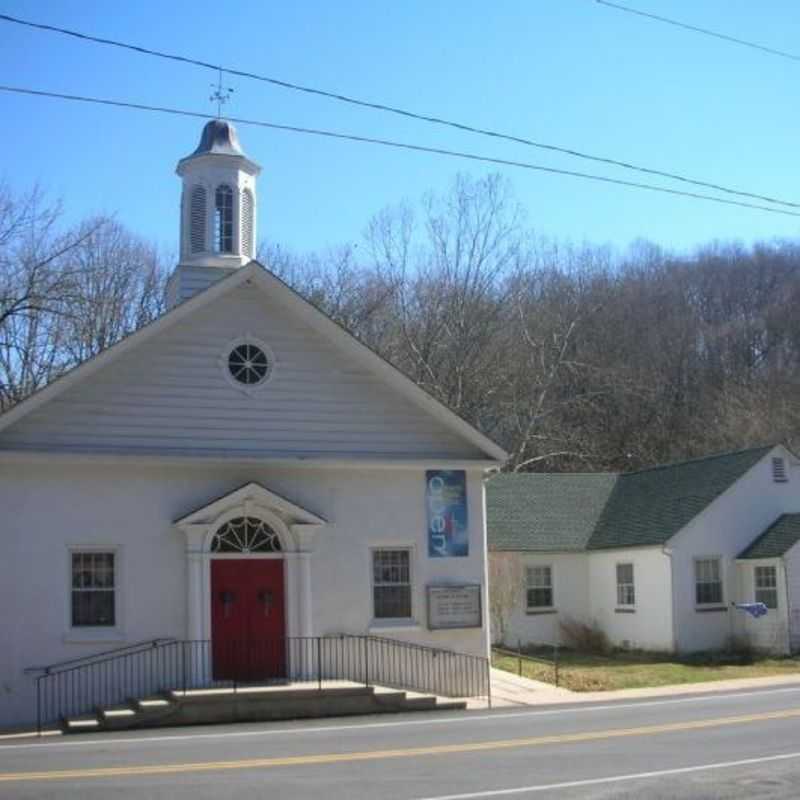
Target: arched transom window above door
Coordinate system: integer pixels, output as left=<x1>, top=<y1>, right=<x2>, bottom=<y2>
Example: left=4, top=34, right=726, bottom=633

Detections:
left=211, top=517, right=283, bottom=553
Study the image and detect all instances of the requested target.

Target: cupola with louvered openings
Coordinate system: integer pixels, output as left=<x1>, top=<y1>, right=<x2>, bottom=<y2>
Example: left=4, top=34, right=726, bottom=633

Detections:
left=167, top=119, right=262, bottom=308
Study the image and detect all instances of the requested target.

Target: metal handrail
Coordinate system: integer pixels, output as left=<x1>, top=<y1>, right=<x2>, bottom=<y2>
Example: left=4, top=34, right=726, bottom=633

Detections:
left=356, top=633, right=487, bottom=660
left=33, top=634, right=491, bottom=734
left=492, top=641, right=560, bottom=687
left=25, top=638, right=177, bottom=675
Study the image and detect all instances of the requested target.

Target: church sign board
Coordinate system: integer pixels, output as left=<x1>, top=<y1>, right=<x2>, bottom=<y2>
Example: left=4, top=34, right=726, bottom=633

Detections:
left=426, top=470, right=468, bottom=557
left=427, top=585, right=482, bottom=629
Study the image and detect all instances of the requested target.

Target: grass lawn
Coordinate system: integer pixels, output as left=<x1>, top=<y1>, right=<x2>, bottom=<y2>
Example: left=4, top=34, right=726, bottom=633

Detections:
left=492, top=648, right=800, bottom=692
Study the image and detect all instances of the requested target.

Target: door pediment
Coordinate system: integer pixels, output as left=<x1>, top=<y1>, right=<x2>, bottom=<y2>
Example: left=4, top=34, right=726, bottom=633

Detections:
left=174, top=482, right=326, bottom=553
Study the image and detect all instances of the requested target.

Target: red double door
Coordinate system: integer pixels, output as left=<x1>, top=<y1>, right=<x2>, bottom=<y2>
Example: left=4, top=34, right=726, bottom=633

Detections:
left=210, top=560, right=286, bottom=682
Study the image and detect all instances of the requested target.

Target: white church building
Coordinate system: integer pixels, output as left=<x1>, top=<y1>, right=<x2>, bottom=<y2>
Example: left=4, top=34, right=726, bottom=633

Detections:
left=0, top=120, right=506, bottom=729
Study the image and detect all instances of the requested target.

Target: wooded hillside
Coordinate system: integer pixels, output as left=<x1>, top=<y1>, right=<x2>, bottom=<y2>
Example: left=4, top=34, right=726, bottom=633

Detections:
left=3, top=176, right=799, bottom=471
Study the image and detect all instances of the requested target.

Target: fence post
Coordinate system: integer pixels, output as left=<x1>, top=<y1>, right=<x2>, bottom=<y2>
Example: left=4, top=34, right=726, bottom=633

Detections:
left=554, top=642, right=559, bottom=688
left=182, top=642, right=187, bottom=695
left=517, top=639, right=522, bottom=676
left=364, top=636, right=370, bottom=688
left=233, top=640, right=238, bottom=695
left=36, top=677, right=42, bottom=736
left=317, top=637, right=322, bottom=691
left=487, top=659, right=492, bottom=709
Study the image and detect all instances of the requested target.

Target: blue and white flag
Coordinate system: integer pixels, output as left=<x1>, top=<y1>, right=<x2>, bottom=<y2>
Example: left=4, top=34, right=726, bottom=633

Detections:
left=733, top=602, right=768, bottom=619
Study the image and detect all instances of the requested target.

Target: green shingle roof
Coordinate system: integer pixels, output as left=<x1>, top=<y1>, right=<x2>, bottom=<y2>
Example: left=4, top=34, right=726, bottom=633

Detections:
left=739, top=514, right=800, bottom=559
left=487, top=446, right=774, bottom=553
left=486, top=473, right=618, bottom=551
left=588, top=446, right=773, bottom=550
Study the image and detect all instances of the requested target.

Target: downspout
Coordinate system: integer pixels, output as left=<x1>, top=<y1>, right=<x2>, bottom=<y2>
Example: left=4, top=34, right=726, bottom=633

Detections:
left=662, top=545, right=679, bottom=653
left=781, top=555, right=793, bottom=655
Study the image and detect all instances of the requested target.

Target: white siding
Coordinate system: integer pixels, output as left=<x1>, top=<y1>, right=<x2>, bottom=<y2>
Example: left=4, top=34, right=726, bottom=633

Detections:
left=587, top=547, right=674, bottom=652
left=669, top=446, right=800, bottom=653
left=0, top=461, right=490, bottom=728
left=165, top=265, right=236, bottom=309
left=0, top=286, right=483, bottom=459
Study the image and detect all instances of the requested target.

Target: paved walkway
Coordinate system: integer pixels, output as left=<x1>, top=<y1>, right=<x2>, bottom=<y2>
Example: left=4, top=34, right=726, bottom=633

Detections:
left=464, top=667, right=800, bottom=709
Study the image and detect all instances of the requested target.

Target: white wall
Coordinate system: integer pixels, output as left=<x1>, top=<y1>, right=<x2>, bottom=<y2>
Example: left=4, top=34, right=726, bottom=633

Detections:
left=0, top=461, right=490, bottom=728
left=494, top=547, right=673, bottom=652
left=492, top=552, right=588, bottom=647
left=587, top=547, right=674, bottom=652
left=669, top=446, right=800, bottom=653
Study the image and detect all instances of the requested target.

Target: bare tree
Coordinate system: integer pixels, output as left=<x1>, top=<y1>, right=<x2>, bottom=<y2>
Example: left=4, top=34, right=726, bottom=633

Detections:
left=58, top=219, right=167, bottom=363
left=488, top=552, right=525, bottom=646
left=0, top=184, right=97, bottom=409
left=7, top=171, right=800, bottom=472
left=0, top=184, right=167, bottom=411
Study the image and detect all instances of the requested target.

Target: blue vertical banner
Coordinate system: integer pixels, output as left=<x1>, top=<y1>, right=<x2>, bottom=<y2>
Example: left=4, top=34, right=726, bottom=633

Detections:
left=426, top=470, right=469, bottom=557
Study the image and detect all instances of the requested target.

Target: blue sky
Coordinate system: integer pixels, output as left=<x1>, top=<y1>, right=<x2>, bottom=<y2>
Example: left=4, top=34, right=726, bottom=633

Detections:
left=0, top=0, right=798, bottom=259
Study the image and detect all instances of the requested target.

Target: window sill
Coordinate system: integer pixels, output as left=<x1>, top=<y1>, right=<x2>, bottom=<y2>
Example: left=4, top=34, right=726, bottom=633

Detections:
left=368, top=620, right=420, bottom=632
left=62, top=629, right=125, bottom=644
left=526, top=608, right=558, bottom=616
left=615, top=607, right=636, bottom=614
left=695, top=606, right=727, bottom=613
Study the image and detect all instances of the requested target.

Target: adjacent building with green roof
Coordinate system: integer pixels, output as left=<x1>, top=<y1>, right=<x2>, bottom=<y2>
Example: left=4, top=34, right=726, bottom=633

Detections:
left=487, top=445, right=800, bottom=655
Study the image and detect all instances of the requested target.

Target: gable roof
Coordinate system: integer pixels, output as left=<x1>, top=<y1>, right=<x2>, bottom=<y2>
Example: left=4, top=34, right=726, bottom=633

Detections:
left=487, top=446, right=773, bottom=552
left=487, top=473, right=618, bottom=552
left=588, top=446, right=773, bottom=550
left=739, top=514, right=800, bottom=559
left=0, top=261, right=506, bottom=463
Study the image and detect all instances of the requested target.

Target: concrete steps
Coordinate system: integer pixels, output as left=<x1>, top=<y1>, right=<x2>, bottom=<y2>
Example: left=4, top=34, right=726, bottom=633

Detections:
left=62, top=684, right=466, bottom=733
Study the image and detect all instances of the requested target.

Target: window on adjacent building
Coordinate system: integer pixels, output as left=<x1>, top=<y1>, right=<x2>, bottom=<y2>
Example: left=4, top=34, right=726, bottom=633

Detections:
left=71, top=552, right=116, bottom=627
left=616, top=563, right=635, bottom=606
left=526, top=566, right=553, bottom=609
left=695, top=558, right=723, bottom=606
left=372, top=549, right=412, bottom=619
left=214, top=184, right=234, bottom=253
left=755, top=565, right=778, bottom=609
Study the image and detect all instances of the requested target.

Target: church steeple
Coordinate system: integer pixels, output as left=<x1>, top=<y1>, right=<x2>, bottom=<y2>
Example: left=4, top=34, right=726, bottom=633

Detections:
left=166, top=119, right=261, bottom=308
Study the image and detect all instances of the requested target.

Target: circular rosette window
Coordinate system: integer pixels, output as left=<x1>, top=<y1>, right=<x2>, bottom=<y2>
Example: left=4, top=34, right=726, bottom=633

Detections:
left=227, top=342, right=272, bottom=386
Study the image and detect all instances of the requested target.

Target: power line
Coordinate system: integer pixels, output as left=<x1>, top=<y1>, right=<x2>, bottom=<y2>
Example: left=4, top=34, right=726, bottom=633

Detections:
left=0, top=12, right=797, bottom=211
left=2, top=83, right=799, bottom=220
left=595, top=0, right=800, bottom=63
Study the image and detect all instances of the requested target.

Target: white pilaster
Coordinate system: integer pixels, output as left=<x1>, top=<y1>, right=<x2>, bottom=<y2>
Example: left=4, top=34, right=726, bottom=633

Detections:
left=181, top=524, right=209, bottom=641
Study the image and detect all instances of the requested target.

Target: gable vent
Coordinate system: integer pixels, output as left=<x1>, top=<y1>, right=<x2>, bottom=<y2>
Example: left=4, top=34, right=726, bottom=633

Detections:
left=772, top=457, right=788, bottom=483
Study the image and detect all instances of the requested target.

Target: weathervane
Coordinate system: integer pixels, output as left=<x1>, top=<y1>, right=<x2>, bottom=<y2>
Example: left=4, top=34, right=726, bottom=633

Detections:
left=210, top=69, right=234, bottom=118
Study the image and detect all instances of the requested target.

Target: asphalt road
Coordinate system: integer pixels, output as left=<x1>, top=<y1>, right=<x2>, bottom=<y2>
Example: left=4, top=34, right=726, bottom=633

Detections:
left=3, top=685, right=800, bottom=799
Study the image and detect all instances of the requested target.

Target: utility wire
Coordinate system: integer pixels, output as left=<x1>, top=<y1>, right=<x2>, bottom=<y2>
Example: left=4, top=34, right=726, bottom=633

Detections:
left=595, top=0, right=800, bottom=63
left=2, top=84, right=799, bottom=220
left=0, top=12, right=797, bottom=211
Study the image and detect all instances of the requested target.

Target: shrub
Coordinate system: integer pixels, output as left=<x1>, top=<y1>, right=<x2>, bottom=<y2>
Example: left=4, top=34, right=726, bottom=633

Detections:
left=559, top=617, right=610, bottom=654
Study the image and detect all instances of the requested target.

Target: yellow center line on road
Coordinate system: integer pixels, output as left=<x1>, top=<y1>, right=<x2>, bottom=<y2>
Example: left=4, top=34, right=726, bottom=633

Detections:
left=2, top=707, right=800, bottom=783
